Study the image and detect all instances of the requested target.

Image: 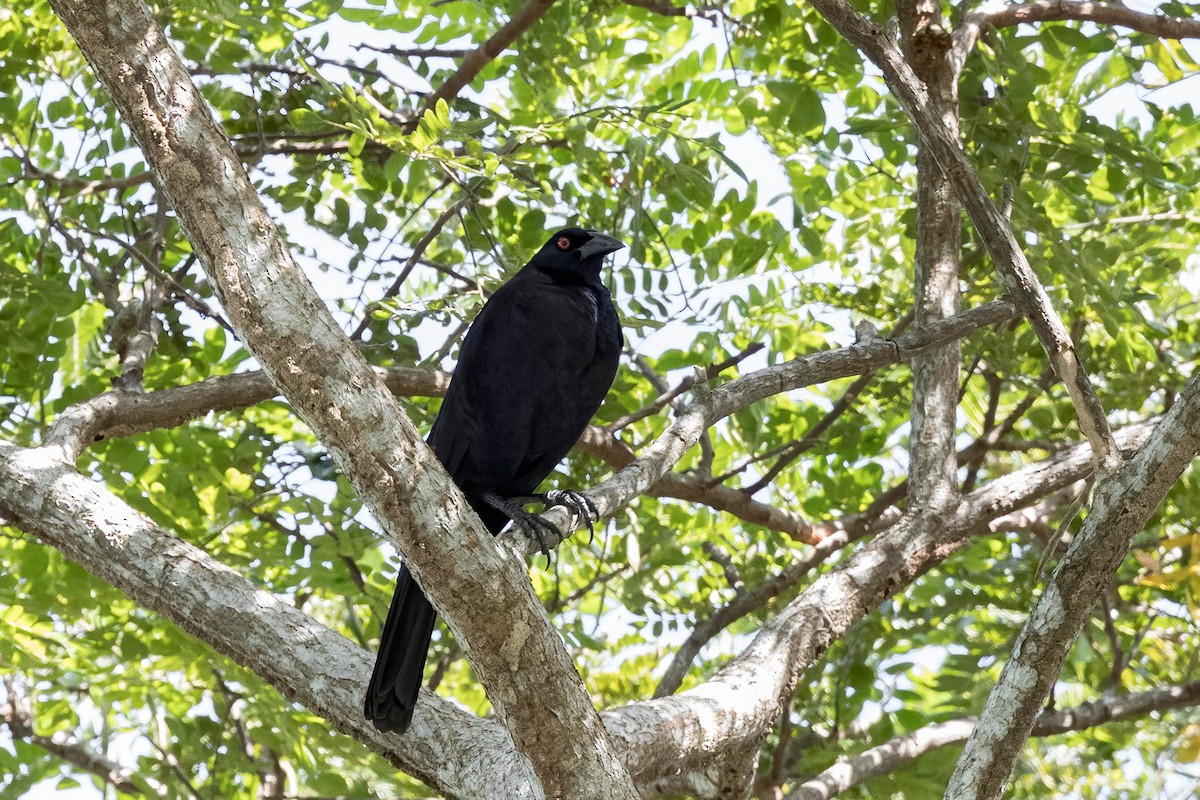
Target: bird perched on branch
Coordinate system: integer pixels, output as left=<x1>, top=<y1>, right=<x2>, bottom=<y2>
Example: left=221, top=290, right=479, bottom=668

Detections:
left=364, top=227, right=625, bottom=734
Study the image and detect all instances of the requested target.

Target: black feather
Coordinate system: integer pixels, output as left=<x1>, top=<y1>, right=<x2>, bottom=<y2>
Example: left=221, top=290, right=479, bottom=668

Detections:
left=364, top=227, right=624, bottom=734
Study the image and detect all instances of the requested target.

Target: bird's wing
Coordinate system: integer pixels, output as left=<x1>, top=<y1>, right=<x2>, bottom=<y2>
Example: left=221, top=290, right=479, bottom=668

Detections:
left=428, top=272, right=618, bottom=496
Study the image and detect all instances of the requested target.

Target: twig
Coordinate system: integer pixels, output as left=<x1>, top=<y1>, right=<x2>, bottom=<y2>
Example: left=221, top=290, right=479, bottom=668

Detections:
left=354, top=43, right=472, bottom=59
left=1, top=677, right=149, bottom=797
left=606, top=343, right=765, bottom=433
left=701, top=541, right=744, bottom=592
left=348, top=193, right=473, bottom=340
left=620, top=0, right=734, bottom=24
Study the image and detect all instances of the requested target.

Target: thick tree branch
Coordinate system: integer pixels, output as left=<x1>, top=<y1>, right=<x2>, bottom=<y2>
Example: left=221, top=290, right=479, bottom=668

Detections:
left=806, top=0, right=1121, bottom=476
left=789, top=678, right=1200, bottom=800
left=44, top=367, right=450, bottom=461
left=46, top=1, right=635, bottom=797
left=0, top=443, right=527, bottom=799
left=946, top=373, right=1200, bottom=800
left=606, top=415, right=1156, bottom=782
left=43, top=361, right=814, bottom=539
left=901, top=0, right=962, bottom=514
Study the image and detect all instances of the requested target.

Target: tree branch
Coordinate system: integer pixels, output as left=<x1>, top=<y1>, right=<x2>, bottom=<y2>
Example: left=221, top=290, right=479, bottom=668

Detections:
left=805, top=0, right=1122, bottom=476
left=946, top=373, right=1200, bottom=800
left=620, top=0, right=733, bottom=23
left=524, top=301, right=1021, bottom=554
left=652, top=510, right=897, bottom=698
left=898, top=0, right=961, bottom=515
left=954, top=0, right=1200, bottom=72
left=46, top=1, right=635, bottom=796
left=788, top=678, right=1200, bottom=800
left=0, top=444, right=523, bottom=799
left=413, top=0, right=557, bottom=129
left=607, top=415, right=1157, bottom=783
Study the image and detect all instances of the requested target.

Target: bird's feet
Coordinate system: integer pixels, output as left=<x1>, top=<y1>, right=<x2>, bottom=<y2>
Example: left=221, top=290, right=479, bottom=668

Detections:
left=542, top=490, right=599, bottom=542
left=477, top=490, right=599, bottom=555
left=478, top=492, right=563, bottom=555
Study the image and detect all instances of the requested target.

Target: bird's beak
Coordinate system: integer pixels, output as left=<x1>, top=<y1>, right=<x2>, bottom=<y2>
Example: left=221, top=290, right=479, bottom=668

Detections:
left=575, top=233, right=626, bottom=260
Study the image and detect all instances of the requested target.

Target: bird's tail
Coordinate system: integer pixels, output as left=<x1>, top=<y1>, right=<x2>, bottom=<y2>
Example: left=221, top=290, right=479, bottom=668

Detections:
left=364, top=498, right=510, bottom=734
left=364, top=563, right=437, bottom=734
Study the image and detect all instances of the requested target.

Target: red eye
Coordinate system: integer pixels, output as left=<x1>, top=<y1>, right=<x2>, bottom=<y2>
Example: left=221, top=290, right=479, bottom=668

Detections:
left=556, top=236, right=571, bottom=251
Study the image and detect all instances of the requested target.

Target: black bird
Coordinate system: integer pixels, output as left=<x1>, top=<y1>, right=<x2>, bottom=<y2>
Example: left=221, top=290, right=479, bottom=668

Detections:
left=364, top=227, right=625, bottom=734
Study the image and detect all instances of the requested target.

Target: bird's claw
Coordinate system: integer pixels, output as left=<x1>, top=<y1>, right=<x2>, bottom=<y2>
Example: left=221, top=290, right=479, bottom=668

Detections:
left=544, top=489, right=599, bottom=541
left=479, top=490, right=602, bottom=557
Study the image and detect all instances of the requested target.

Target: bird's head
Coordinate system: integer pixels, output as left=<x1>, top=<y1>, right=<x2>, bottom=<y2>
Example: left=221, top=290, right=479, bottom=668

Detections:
left=531, top=227, right=625, bottom=283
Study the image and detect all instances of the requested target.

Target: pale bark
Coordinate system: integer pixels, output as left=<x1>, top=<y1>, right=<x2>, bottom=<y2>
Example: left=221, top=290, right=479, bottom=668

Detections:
left=46, top=1, right=635, bottom=796
left=899, top=0, right=961, bottom=514
left=945, top=375, right=1200, bottom=800
left=0, top=443, right=525, bottom=799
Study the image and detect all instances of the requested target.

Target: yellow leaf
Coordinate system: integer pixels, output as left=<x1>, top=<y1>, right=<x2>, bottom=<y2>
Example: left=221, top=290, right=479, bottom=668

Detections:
left=1177, top=725, right=1200, bottom=762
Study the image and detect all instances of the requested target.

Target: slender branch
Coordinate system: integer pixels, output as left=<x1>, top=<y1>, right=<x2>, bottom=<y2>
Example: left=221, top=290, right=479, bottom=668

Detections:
left=806, top=0, right=1122, bottom=476
left=789, top=720, right=975, bottom=800
left=1, top=677, right=149, bottom=797
left=14, top=160, right=152, bottom=195
left=1063, top=211, right=1200, bottom=230
left=788, top=679, right=1200, bottom=800
left=954, top=0, right=1200, bottom=72
left=962, top=371, right=1003, bottom=492
left=412, top=0, right=558, bottom=129
left=348, top=194, right=472, bottom=340
left=528, top=301, right=1022, bottom=554
left=652, top=512, right=895, bottom=698
left=727, top=316, right=909, bottom=496
left=701, top=541, right=745, bottom=592
left=354, top=43, right=474, bottom=59
left=620, top=0, right=733, bottom=23
left=606, top=343, right=765, bottom=434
